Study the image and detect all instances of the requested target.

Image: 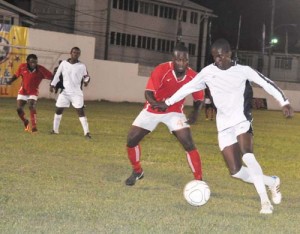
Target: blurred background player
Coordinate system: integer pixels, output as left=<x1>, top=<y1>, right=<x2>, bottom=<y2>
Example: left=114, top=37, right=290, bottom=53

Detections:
left=52, top=60, right=64, bottom=94
left=125, top=43, right=204, bottom=186
left=50, top=47, right=91, bottom=138
left=7, top=54, right=53, bottom=132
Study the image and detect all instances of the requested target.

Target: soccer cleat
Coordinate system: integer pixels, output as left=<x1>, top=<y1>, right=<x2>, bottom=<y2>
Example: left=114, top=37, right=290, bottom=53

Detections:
left=260, top=201, right=273, bottom=214
left=24, top=119, right=30, bottom=132
left=269, top=176, right=282, bottom=205
left=31, top=127, right=38, bottom=133
left=85, top=133, right=92, bottom=139
left=125, top=170, right=144, bottom=186
left=50, top=130, right=59, bottom=135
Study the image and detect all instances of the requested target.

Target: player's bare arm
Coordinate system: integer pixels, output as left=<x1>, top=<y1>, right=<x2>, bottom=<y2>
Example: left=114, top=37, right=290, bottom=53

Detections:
left=186, top=100, right=203, bottom=124
left=6, top=75, right=18, bottom=85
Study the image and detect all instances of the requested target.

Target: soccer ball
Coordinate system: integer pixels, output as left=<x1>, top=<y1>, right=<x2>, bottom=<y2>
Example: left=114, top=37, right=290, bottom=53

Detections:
left=183, top=180, right=210, bottom=206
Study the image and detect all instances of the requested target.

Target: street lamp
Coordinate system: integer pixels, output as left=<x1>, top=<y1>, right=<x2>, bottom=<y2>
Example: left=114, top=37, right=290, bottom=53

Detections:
left=273, top=24, right=297, bottom=54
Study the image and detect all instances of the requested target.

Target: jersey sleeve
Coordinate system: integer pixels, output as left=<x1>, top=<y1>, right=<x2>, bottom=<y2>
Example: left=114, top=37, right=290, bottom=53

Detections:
left=145, top=65, right=163, bottom=91
left=14, top=64, right=24, bottom=77
left=51, top=62, right=64, bottom=86
left=39, top=65, right=53, bottom=80
left=166, top=71, right=206, bottom=106
left=245, top=66, right=289, bottom=106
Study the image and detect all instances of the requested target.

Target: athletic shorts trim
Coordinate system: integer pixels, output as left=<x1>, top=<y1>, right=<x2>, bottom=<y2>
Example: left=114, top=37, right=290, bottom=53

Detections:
left=218, top=120, right=253, bottom=151
left=17, top=94, right=38, bottom=101
left=55, top=92, right=84, bottom=109
left=132, top=109, right=190, bottom=132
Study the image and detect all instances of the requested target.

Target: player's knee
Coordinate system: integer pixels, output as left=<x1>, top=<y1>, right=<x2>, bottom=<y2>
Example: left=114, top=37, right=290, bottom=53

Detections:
left=183, top=142, right=196, bottom=151
left=16, top=107, right=23, bottom=114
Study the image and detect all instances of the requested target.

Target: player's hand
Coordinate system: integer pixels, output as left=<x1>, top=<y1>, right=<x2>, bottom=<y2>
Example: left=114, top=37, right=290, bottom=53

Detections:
left=186, top=110, right=199, bottom=125
left=49, top=85, right=55, bottom=93
left=282, top=104, right=294, bottom=118
left=151, top=101, right=168, bottom=112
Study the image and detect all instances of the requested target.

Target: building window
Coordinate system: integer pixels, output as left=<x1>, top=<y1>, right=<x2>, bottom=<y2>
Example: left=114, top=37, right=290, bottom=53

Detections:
left=182, top=10, right=187, bottom=22
left=188, top=43, right=196, bottom=56
left=239, top=55, right=253, bottom=66
left=110, top=32, right=115, bottom=44
left=275, top=57, right=292, bottom=70
left=190, top=11, right=198, bottom=24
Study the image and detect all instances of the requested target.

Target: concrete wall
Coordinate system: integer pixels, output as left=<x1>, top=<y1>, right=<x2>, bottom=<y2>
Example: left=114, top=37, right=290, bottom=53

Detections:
left=27, top=28, right=300, bottom=111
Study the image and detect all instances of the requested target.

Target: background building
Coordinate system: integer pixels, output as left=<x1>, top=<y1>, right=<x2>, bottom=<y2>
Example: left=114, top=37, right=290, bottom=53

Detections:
left=2, top=0, right=215, bottom=69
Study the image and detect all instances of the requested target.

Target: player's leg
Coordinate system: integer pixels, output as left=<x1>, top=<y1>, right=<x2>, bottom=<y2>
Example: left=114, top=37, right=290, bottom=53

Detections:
left=16, top=96, right=29, bottom=131
left=238, top=133, right=273, bottom=213
left=125, top=110, right=157, bottom=186
left=71, top=94, right=90, bottom=138
left=27, top=98, right=38, bottom=132
left=52, top=93, right=68, bottom=134
left=76, top=107, right=90, bottom=138
left=173, top=128, right=202, bottom=180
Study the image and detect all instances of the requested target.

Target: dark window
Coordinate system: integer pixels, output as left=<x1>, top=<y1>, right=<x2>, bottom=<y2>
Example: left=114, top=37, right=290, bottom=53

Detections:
left=182, top=10, right=187, bottom=22
left=126, top=34, right=131, bottom=46
left=110, top=31, right=115, bottom=44
left=151, top=38, right=156, bottom=50
left=121, top=33, right=126, bottom=46
left=119, top=0, right=123, bottom=9
left=112, top=0, right=118, bottom=8
left=131, top=35, right=136, bottom=47
left=116, top=32, right=121, bottom=45
left=137, top=35, right=142, bottom=48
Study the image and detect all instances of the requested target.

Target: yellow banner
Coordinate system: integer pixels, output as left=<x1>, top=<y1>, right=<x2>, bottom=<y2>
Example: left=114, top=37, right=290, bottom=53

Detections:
left=0, top=25, right=28, bottom=97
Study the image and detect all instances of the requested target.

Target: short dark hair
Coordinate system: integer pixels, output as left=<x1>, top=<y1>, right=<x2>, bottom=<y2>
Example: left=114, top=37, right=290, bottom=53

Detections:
left=71, top=47, right=81, bottom=53
left=173, top=42, right=188, bottom=54
left=211, top=39, right=231, bottom=52
left=26, top=54, right=38, bottom=61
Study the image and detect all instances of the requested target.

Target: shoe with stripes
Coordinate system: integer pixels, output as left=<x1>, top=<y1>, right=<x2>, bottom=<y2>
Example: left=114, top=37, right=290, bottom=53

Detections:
left=125, top=170, right=144, bottom=186
left=269, top=176, right=282, bottom=205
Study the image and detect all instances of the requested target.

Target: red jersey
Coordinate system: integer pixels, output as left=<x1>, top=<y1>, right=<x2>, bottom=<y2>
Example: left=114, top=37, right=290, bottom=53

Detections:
left=145, top=61, right=204, bottom=114
left=15, top=63, right=53, bottom=96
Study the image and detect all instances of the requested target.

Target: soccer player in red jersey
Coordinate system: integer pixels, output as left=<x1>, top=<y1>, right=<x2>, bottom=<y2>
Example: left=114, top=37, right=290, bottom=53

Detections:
left=125, top=43, right=204, bottom=186
left=7, top=54, right=53, bottom=132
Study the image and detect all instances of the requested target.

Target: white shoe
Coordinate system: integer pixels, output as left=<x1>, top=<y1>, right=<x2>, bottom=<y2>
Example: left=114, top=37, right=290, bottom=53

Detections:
left=269, top=176, right=282, bottom=204
left=260, top=201, right=273, bottom=214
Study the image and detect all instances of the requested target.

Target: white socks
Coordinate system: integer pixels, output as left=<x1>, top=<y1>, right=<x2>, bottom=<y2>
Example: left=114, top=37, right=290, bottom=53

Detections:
left=53, top=114, right=90, bottom=136
left=53, top=114, right=62, bottom=133
left=232, top=166, right=276, bottom=187
left=79, top=116, right=89, bottom=135
left=234, top=153, right=270, bottom=203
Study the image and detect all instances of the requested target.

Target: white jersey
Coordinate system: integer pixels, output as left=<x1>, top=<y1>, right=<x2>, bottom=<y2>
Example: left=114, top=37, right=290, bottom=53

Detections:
left=166, top=64, right=289, bottom=132
left=51, top=60, right=88, bottom=94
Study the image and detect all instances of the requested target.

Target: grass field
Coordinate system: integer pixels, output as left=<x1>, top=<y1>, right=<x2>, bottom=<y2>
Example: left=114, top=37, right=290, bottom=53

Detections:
left=0, top=98, right=299, bottom=233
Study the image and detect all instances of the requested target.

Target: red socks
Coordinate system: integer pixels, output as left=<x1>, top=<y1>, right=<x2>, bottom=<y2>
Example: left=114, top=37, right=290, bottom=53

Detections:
left=127, top=146, right=202, bottom=180
left=186, top=149, right=202, bottom=180
left=30, top=109, right=37, bottom=129
left=127, top=145, right=143, bottom=173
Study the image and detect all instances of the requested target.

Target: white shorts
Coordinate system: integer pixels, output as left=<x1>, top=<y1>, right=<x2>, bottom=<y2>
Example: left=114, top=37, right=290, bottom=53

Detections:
left=218, top=121, right=252, bottom=151
left=56, top=91, right=84, bottom=109
left=17, top=94, right=38, bottom=101
left=132, top=109, right=190, bottom=132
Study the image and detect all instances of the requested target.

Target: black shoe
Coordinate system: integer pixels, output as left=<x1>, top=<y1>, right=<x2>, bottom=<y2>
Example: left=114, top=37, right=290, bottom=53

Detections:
left=125, top=170, right=144, bottom=186
left=85, top=133, right=91, bottom=139
left=31, top=127, right=38, bottom=133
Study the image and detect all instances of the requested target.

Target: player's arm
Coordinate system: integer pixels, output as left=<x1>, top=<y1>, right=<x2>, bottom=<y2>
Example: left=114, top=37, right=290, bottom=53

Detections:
left=6, top=75, right=18, bottom=85
left=50, top=63, right=63, bottom=92
left=247, top=67, right=293, bottom=118
left=186, top=100, right=203, bottom=125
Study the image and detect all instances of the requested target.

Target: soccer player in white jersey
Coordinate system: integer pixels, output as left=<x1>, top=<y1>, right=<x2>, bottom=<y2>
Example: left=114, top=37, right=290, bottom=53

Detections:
left=50, top=47, right=91, bottom=138
left=154, top=39, right=294, bottom=214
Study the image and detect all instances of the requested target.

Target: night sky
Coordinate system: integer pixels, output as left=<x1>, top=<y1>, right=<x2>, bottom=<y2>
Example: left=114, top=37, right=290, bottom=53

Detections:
left=191, top=0, right=300, bottom=53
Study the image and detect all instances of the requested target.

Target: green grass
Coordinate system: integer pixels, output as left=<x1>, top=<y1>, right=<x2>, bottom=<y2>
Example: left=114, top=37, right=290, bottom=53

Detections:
left=0, top=98, right=299, bottom=233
